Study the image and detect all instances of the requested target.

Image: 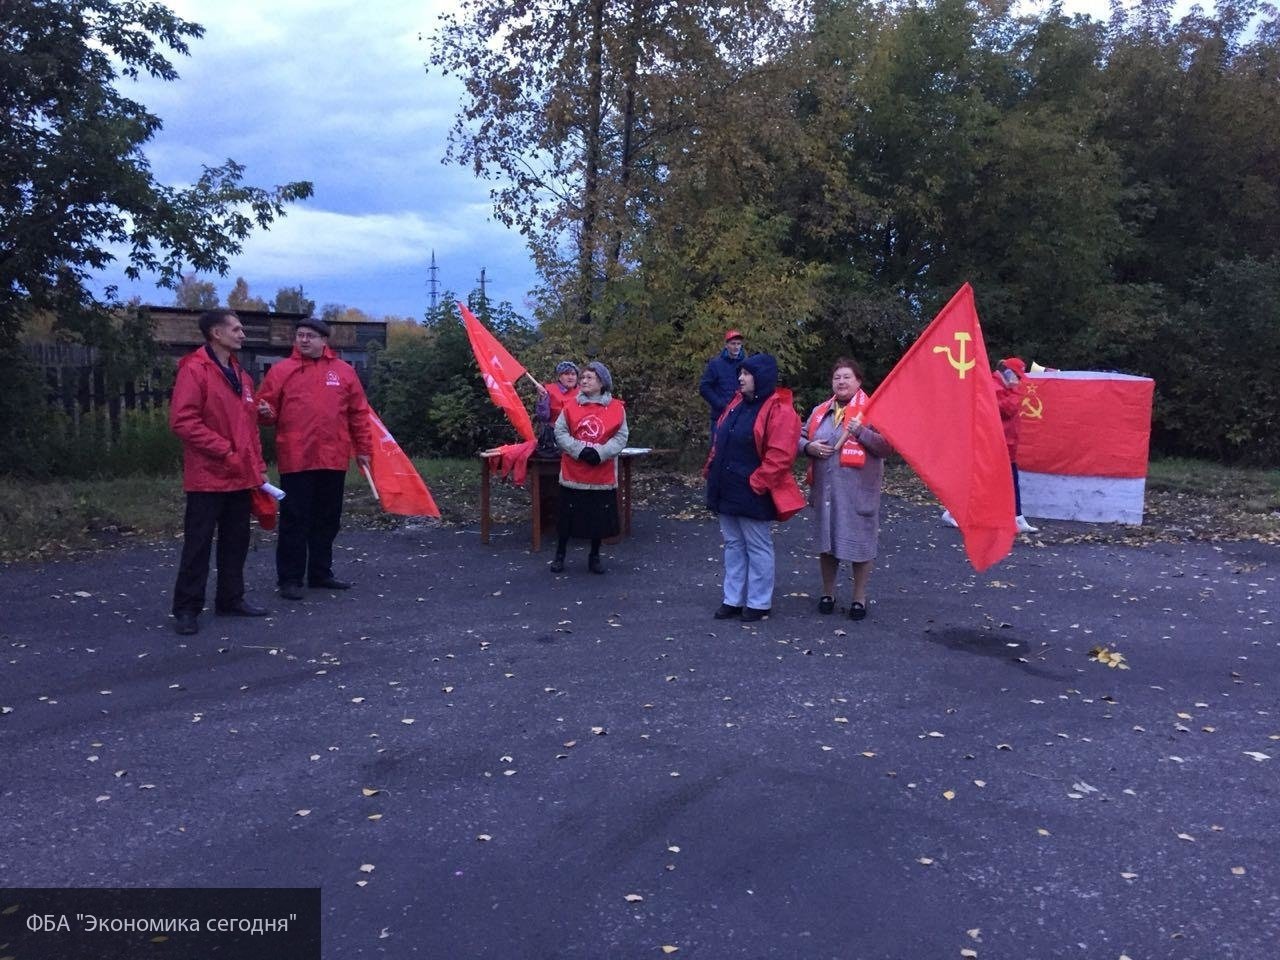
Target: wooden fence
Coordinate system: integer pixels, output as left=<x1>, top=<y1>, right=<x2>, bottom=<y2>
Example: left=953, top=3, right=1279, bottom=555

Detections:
left=23, top=342, right=173, bottom=436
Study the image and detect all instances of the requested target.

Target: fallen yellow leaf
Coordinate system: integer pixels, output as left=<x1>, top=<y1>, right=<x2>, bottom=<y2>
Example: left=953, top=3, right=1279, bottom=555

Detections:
left=661, top=947, right=679, bottom=955
left=294, top=809, right=311, bottom=817
left=624, top=893, right=644, bottom=903
left=1037, top=828, right=1051, bottom=836
left=943, top=790, right=956, bottom=801
left=361, top=787, right=381, bottom=797
left=1231, top=866, right=1246, bottom=876
left=367, top=813, right=383, bottom=821
left=359, top=864, right=375, bottom=873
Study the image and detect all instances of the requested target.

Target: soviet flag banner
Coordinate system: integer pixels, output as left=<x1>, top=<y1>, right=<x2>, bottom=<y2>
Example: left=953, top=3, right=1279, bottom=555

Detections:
left=861, top=283, right=1016, bottom=571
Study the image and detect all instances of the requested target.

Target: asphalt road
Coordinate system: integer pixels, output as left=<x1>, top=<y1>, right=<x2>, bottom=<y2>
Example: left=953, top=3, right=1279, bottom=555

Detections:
left=1, top=490, right=1277, bottom=959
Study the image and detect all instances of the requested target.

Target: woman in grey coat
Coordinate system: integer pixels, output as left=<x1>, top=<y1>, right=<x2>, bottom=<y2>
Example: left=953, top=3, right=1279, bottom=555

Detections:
left=799, top=357, right=892, bottom=620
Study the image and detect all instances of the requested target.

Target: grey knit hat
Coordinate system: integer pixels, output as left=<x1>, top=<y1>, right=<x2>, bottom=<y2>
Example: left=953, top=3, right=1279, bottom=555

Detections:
left=584, top=361, right=612, bottom=393
left=554, top=360, right=579, bottom=376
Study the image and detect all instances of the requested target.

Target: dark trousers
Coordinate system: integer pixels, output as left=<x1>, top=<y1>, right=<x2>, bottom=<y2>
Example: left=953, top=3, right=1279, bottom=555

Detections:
left=1012, top=461, right=1023, bottom=515
left=173, top=490, right=252, bottom=615
left=277, top=469, right=346, bottom=586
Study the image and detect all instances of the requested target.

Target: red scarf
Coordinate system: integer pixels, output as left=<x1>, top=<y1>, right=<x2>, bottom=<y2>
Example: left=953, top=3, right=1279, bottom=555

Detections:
left=807, top=390, right=869, bottom=468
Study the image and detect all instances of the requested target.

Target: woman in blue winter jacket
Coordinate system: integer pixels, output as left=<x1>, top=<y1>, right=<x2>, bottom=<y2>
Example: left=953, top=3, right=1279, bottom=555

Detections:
left=704, top=353, right=803, bottom=622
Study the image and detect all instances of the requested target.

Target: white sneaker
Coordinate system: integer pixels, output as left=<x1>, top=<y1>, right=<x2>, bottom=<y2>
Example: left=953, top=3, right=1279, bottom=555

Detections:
left=1016, top=515, right=1039, bottom=533
left=940, top=510, right=959, bottom=528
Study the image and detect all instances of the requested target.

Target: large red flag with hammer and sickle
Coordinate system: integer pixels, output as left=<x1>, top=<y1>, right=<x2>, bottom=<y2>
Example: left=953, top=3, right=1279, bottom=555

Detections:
left=861, top=283, right=1016, bottom=571
left=458, top=301, right=536, bottom=443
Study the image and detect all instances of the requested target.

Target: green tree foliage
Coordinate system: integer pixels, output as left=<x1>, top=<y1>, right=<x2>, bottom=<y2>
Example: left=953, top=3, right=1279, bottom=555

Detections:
left=272, top=285, right=316, bottom=315
left=226, top=277, right=268, bottom=312
left=430, top=0, right=1280, bottom=463
left=0, top=0, right=313, bottom=347
left=428, top=0, right=795, bottom=323
left=173, top=274, right=219, bottom=310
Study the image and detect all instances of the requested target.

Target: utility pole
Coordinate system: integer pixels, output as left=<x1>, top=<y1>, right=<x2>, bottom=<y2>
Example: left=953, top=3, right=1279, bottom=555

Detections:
left=427, top=250, right=439, bottom=314
left=475, top=267, right=489, bottom=315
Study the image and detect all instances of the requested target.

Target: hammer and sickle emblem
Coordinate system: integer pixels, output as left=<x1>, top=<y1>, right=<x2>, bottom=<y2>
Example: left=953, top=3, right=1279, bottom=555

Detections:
left=1021, top=396, right=1043, bottom=419
left=932, top=332, right=976, bottom=379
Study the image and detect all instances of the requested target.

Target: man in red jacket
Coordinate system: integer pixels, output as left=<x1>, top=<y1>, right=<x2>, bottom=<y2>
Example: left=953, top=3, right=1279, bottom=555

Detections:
left=258, top=317, right=373, bottom=601
left=170, top=310, right=272, bottom=635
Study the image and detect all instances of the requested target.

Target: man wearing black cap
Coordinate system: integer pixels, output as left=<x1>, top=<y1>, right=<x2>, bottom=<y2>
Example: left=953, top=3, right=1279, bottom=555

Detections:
left=258, top=317, right=374, bottom=601
left=699, top=329, right=747, bottom=441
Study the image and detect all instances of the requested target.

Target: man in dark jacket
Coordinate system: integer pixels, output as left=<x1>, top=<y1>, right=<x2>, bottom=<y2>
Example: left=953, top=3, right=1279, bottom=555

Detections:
left=699, top=329, right=747, bottom=439
left=169, top=310, right=271, bottom=635
left=258, top=317, right=373, bottom=600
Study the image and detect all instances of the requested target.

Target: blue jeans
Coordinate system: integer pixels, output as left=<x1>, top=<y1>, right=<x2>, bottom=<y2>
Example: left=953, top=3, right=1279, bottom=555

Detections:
left=719, top=513, right=775, bottom=610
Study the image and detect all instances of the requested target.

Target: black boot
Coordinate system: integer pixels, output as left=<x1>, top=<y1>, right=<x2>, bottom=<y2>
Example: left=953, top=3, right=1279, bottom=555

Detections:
left=588, top=553, right=606, bottom=574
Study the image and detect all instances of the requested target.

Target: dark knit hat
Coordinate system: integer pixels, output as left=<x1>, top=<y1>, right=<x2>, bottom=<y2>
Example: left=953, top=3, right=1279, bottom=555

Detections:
left=296, top=317, right=331, bottom=338
left=555, top=360, right=580, bottom=376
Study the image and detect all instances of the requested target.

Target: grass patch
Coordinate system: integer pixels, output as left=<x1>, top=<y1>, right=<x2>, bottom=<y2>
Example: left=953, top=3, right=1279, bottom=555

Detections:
left=0, top=458, right=520, bottom=563
left=0, top=474, right=185, bottom=562
left=3, top=455, right=1277, bottom=563
left=1147, top=458, right=1280, bottom=510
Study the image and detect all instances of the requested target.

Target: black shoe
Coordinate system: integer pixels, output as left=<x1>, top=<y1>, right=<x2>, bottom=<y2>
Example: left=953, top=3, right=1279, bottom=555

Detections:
left=713, top=603, right=742, bottom=620
left=588, top=555, right=606, bottom=574
left=216, top=601, right=270, bottom=617
left=549, top=556, right=565, bottom=573
left=279, top=583, right=305, bottom=601
left=173, top=612, right=198, bottom=636
left=817, top=596, right=835, bottom=615
left=741, top=607, right=770, bottom=622
left=848, top=601, right=867, bottom=621
left=309, top=577, right=352, bottom=590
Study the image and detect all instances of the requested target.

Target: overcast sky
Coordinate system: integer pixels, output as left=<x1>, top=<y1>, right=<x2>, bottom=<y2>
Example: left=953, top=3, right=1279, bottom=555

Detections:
left=95, top=0, right=1133, bottom=321
left=95, top=0, right=532, bottom=320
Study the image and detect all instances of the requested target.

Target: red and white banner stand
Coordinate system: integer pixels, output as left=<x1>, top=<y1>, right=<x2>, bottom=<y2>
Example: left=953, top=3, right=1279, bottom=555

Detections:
left=1016, top=371, right=1155, bottom=525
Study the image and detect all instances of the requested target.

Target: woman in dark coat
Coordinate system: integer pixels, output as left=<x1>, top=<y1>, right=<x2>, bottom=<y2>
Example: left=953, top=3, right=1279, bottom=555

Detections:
left=705, top=353, right=802, bottom=622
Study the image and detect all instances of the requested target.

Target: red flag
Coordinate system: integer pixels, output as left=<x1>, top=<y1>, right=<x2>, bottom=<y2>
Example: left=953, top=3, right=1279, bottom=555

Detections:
left=249, top=487, right=278, bottom=530
left=862, top=283, right=1016, bottom=571
left=458, top=301, right=535, bottom=442
left=366, top=409, right=441, bottom=517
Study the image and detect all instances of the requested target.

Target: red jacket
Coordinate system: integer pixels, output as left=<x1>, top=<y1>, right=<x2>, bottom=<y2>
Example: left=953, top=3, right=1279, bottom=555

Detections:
left=170, top=346, right=266, bottom=493
left=258, top=346, right=373, bottom=474
left=994, top=370, right=1023, bottom=459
